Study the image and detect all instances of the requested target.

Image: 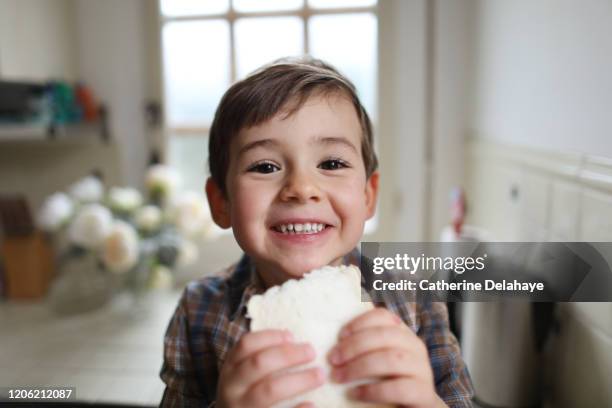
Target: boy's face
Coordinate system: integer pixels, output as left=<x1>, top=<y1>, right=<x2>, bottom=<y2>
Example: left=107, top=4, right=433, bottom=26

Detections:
left=207, top=93, right=379, bottom=286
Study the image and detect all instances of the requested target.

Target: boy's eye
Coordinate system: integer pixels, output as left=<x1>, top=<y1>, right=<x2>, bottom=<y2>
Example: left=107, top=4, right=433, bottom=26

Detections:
left=319, top=159, right=349, bottom=170
left=248, top=162, right=279, bottom=174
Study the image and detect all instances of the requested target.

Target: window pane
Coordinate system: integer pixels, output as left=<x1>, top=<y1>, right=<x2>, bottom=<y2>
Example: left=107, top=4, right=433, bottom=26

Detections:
left=160, top=0, right=229, bottom=17
left=235, top=17, right=303, bottom=78
left=308, top=0, right=376, bottom=9
left=167, top=133, right=209, bottom=191
left=162, top=20, right=230, bottom=126
left=233, top=0, right=303, bottom=13
left=309, top=13, right=377, bottom=119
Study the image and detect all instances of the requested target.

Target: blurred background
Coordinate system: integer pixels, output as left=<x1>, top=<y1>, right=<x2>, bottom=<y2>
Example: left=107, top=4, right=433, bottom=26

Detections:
left=1, top=0, right=611, bottom=407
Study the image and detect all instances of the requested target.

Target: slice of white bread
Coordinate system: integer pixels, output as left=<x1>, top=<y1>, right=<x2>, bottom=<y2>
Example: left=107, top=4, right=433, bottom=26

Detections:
left=247, top=264, right=392, bottom=408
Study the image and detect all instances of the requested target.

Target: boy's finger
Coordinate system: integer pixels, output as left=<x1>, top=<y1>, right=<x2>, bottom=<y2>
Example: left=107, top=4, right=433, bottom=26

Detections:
left=247, top=366, right=325, bottom=408
left=329, top=325, right=414, bottom=365
left=339, top=307, right=403, bottom=339
left=235, top=342, right=316, bottom=387
left=229, top=329, right=293, bottom=365
left=294, top=402, right=316, bottom=408
left=348, top=377, right=417, bottom=405
left=331, top=348, right=423, bottom=383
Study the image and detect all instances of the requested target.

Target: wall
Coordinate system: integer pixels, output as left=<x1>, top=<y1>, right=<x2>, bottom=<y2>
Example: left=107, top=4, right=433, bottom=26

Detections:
left=471, top=0, right=612, bottom=157
left=465, top=138, right=612, bottom=407
left=0, top=0, right=128, bottom=216
left=0, top=1, right=153, bottom=218
left=468, top=0, right=612, bottom=405
left=428, top=0, right=473, bottom=239
left=142, top=0, right=165, bottom=156
left=0, top=141, right=122, bottom=212
left=375, top=0, right=427, bottom=241
left=376, top=0, right=472, bottom=242
left=0, top=0, right=77, bottom=81
left=74, top=0, right=150, bottom=189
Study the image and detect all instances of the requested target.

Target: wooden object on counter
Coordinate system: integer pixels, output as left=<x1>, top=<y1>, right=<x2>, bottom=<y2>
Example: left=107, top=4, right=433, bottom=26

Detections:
left=1, top=231, right=54, bottom=299
left=0, top=195, right=54, bottom=299
left=0, top=194, right=34, bottom=236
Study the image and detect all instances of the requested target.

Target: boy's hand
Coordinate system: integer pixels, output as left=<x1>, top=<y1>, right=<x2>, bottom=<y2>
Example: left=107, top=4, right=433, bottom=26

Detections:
left=329, top=308, right=447, bottom=408
left=216, top=329, right=324, bottom=408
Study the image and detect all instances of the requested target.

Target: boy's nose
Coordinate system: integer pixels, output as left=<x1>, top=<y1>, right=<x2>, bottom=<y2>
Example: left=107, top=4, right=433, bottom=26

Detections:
left=279, top=170, right=321, bottom=203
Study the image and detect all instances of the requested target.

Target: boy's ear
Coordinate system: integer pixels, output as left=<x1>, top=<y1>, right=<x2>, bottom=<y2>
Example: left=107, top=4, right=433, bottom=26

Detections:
left=205, top=177, right=232, bottom=229
left=365, top=171, right=379, bottom=220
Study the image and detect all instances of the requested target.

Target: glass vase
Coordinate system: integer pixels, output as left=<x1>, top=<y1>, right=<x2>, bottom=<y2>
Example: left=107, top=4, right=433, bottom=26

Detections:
left=48, top=249, right=118, bottom=315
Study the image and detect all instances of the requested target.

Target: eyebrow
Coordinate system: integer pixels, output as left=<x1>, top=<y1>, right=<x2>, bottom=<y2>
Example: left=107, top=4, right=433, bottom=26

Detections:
left=237, top=135, right=358, bottom=157
left=238, top=139, right=280, bottom=157
left=312, top=136, right=358, bottom=154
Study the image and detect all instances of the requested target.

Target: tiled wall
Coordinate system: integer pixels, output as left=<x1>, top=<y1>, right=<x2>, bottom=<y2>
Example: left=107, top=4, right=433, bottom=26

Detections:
left=464, top=138, right=612, bottom=407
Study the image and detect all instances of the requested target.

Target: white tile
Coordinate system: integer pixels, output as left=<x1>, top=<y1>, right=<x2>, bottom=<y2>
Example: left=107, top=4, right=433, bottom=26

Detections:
left=78, top=349, right=131, bottom=371
left=0, top=289, right=181, bottom=406
left=566, top=302, right=612, bottom=340
left=146, top=379, right=167, bottom=406
left=122, top=350, right=164, bottom=375
left=63, top=371, right=116, bottom=402
left=13, top=367, right=78, bottom=388
left=35, top=346, right=94, bottom=370
left=518, top=170, right=551, bottom=240
left=462, top=302, right=539, bottom=406
left=100, top=373, right=160, bottom=405
left=0, top=365, right=31, bottom=388
left=466, top=160, right=524, bottom=240
left=36, top=351, right=82, bottom=370
left=549, top=179, right=581, bottom=240
left=549, top=309, right=612, bottom=407
left=580, top=188, right=612, bottom=241
left=1, top=342, right=49, bottom=371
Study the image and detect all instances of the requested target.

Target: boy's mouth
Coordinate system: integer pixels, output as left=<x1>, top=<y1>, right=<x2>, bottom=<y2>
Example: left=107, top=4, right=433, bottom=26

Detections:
left=271, top=222, right=331, bottom=235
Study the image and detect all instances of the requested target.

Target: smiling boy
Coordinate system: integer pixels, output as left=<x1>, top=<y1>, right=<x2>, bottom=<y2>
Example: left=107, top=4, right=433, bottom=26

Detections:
left=160, top=58, right=474, bottom=407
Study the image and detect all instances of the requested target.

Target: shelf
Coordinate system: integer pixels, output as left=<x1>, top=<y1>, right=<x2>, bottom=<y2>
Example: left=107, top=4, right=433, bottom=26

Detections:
left=0, top=121, right=109, bottom=145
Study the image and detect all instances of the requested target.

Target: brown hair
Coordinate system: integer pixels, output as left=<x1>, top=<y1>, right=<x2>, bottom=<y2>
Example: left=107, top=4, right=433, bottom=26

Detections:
left=208, top=56, right=378, bottom=197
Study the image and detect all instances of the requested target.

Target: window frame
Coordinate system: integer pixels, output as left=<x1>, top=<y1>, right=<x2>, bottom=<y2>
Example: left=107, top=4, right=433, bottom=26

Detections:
left=159, top=0, right=378, bottom=136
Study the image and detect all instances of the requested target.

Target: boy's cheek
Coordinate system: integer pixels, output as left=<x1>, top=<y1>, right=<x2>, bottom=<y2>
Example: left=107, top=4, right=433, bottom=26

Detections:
left=330, top=187, right=370, bottom=216
left=230, top=186, right=272, bottom=216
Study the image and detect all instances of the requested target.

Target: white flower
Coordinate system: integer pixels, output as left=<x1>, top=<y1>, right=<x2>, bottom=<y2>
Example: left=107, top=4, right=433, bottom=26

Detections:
left=37, top=193, right=74, bottom=232
left=69, top=176, right=104, bottom=203
left=146, top=165, right=181, bottom=202
left=147, top=265, right=174, bottom=289
left=177, top=239, right=198, bottom=267
left=101, top=220, right=139, bottom=274
left=68, top=204, right=112, bottom=249
left=134, top=205, right=162, bottom=231
left=108, top=187, right=143, bottom=212
left=170, top=191, right=212, bottom=238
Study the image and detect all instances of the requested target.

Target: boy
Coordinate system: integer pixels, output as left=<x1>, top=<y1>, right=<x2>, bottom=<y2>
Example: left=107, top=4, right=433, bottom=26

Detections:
left=160, top=58, right=474, bottom=407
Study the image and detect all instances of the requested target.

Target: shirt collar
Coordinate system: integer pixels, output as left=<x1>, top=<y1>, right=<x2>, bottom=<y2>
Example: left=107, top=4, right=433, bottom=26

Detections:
left=228, top=248, right=362, bottom=321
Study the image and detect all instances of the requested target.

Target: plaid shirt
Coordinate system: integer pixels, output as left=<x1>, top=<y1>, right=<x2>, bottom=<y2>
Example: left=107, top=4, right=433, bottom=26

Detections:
left=160, top=249, right=474, bottom=407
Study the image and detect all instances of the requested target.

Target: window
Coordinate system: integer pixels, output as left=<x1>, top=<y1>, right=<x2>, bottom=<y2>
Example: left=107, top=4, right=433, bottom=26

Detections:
left=160, top=0, right=378, bottom=232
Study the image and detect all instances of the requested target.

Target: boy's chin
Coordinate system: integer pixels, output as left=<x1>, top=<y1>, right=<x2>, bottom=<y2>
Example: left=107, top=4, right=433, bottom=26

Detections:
left=280, top=257, right=342, bottom=279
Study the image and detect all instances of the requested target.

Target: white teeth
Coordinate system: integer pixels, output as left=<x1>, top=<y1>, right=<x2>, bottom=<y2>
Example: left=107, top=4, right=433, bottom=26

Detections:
left=274, top=222, right=327, bottom=234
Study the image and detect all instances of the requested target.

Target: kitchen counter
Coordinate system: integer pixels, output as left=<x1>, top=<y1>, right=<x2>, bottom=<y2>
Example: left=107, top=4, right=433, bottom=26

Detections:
left=0, top=289, right=182, bottom=406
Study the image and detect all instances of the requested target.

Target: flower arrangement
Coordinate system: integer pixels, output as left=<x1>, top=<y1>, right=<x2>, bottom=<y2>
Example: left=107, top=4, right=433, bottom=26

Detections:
left=37, top=165, right=211, bottom=293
